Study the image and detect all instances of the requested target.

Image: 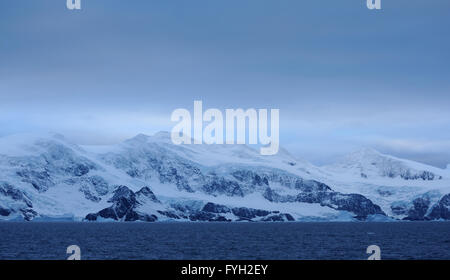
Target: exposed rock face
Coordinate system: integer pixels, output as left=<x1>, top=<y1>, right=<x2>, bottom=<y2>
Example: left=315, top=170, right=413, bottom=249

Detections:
left=231, top=207, right=270, bottom=219
left=0, top=182, right=32, bottom=208
left=85, top=186, right=159, bottom=222
left=398, top=170, right=440, bottom=181
left=0, top=207, right=11, bottom=216
left=0, top=182, right=36, bottom=220
left=194, top=202, right=296, bottom=222
left=99, top=145, right=199, bottom=193
left=11, top=140, right=98, bottom=193
left=297, top=192, right=384, bottom=217
left=202, top=177, right=244, bottom=197
left=403, top=197, right=431, bottom=221
left=188, top=211, right=216, bottom=221
left=391, top=192, right=450, bottom=221
left=231, top=169, right=332, bottom=194
left=16, top=170, right=54, bottom=192
left=202, top=202, right=231, bottom=213
left=264, top=187, right=385, bottom=218
left=391, top=202, right=409, bottom=216
left=427, top=194, right=450, bottom=220
left=136, top=186, right=160, bottom=203
left=0, top=136, right=115, bottom=221
left=262, top=213, right=295, bottom=222
left=232, top=170, right=269, bottom=187
left=20, top=208, right=38, bottom=221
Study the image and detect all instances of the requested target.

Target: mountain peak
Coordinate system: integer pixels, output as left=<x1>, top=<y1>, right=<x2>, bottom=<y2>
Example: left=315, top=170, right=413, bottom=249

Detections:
left=124, top=131, right=175, bottom=146
left=325, top=147, right=444, bottom=181
left=124, top=133, right=151, bottom=144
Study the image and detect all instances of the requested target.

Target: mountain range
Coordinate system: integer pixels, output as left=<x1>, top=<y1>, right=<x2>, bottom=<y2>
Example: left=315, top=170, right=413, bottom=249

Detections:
left=0, top=132, right=449, bottom=222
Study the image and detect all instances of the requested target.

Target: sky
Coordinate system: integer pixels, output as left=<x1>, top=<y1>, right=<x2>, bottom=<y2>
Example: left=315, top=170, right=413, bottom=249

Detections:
left=1, top=0, right=450, bottom=167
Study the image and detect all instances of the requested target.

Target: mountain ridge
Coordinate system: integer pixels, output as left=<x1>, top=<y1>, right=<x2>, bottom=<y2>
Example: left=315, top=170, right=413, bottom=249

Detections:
left=0, top=132, right=448, bottom=222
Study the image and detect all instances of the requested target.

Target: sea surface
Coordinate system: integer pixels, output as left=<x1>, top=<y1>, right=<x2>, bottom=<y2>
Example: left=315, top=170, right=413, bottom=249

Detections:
left=0, top=222, right=449, bottom=260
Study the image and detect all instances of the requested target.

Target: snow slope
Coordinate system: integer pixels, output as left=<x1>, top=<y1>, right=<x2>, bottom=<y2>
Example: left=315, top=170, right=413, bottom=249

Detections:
left=321, top=148, right=450, bottom=219
left=0, top=132, right=449, bottom=222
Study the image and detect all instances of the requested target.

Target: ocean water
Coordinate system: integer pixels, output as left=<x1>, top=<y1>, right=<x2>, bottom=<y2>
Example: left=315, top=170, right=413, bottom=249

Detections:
left=0, top=222, right=449, bottom=260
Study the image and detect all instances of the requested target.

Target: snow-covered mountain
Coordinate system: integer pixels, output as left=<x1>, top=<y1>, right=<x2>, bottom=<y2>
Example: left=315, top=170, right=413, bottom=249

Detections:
left=323, top=148, right=445, bottom=181
left=0, top=132, right=449, bottom=222
left=321, top=148, right=450, bottom=220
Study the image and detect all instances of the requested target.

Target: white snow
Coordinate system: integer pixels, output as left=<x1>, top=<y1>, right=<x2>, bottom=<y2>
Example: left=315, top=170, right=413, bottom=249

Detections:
left=0, top=131, right=449, bottom=221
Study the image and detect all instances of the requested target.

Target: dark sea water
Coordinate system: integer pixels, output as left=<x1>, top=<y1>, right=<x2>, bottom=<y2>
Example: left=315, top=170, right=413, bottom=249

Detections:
left=0, top=222, right=449, bottom=260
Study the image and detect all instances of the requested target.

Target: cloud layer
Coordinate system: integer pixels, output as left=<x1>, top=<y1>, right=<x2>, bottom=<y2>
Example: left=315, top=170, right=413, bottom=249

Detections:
left=1, top=0, right=449, bottom=167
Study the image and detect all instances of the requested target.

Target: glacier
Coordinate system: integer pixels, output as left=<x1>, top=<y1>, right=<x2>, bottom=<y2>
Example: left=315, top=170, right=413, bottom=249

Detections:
left=0, top=132, right=449, bottom=222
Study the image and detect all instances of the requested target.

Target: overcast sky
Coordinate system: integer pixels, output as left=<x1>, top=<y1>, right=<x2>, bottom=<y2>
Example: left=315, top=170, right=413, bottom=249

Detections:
left=1, top=0, right=450, bottom=167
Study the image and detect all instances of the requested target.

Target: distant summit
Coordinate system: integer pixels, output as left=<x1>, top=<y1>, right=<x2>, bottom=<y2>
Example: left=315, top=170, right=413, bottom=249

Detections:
left=324, top=148, right=445, bottom=181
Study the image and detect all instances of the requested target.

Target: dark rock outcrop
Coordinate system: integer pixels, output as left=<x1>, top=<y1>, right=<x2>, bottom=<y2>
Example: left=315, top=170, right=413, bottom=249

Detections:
left=264, top=187, right=384, bottom=219
left=0, top=207, right=11, bottom=216
left=16, top=170, right=54, bottom=192
left=202, top=178, right=244, bottom=197
left=157, top=210, right=180, bottom=219
left=403, top=197, right=431, bottom=221
left=202, top=202, right=231, bottom=213
left=178, top=202, right=297, bottom=222
left=427, top=194, right=450, bottom=220
left=20, top=208, right=38, bottom=221
left=85, top=186, right=159, bottom=222
left=232, top=207, right=270, bottom=219
left=399, top=170, right=441, bottom=181
left=0, top=182, right=33, bottom=208
left=136, top=186, right=160, bottom=203
left=189, top=211, right=216, bottom=221
left=261, top=213, right=295, bottom=222
left=0, top=182, right=37, bottom=220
